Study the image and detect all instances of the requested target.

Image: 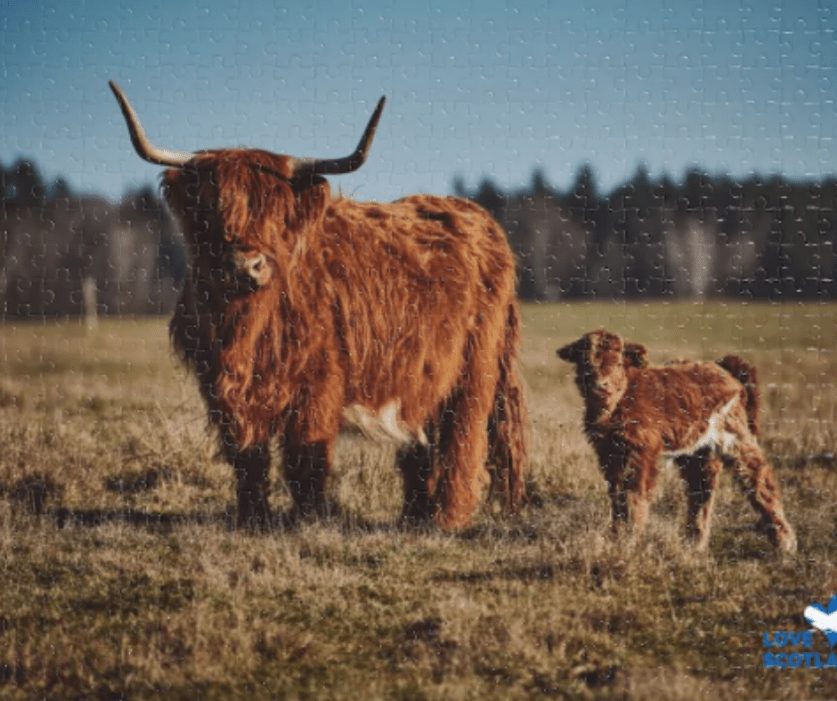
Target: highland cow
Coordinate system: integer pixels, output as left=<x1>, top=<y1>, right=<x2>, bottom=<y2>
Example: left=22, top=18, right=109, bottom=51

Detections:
left=109, top=81, right=528, bottom=530
left=557, top=330, right=795, bottom=552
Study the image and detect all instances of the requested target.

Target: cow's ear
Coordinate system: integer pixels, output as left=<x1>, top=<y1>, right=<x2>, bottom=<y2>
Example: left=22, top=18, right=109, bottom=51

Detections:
left=288, top=175, right=330, bottom=232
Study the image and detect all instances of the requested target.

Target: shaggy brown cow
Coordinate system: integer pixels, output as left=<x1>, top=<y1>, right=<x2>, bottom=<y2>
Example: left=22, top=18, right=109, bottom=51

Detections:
left=557, top=330, right=796, bottom=552
left=109, top=81, right=528, bottom=530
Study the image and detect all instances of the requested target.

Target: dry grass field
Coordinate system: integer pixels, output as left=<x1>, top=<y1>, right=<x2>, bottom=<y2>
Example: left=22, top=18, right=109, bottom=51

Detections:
left=0, top=301, right=835, bottom=700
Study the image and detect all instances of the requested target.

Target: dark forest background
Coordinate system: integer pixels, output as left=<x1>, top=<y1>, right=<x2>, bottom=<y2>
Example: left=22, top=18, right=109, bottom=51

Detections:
left=0, top=159, right=184, bottom=320
left=455, top=164, right=837, bottom=302
left=1, top=156, right=835, bottom=319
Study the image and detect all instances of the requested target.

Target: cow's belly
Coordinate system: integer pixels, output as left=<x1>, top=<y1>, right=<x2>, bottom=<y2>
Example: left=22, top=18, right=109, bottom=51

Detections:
left=340, top=399, right=428, bottom=446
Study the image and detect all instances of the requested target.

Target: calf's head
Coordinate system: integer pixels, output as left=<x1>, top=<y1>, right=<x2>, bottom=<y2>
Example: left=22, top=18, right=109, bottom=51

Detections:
left=557, top=330, right=633, bottom=416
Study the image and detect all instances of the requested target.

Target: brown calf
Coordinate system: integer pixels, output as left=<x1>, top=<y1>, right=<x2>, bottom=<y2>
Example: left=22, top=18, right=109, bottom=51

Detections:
left=558, top=330, right=795, bottom=552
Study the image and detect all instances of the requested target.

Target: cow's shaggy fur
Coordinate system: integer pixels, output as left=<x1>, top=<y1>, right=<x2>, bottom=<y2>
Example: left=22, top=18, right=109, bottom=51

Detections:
left=558, top=330, right=795, bottom=552
left=112, top=86, right=528, bottom=530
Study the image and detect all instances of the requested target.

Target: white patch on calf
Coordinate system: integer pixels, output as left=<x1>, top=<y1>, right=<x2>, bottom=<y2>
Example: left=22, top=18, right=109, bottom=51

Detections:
left=664, top=396, right=739, bottom=460
left=341, top=399, right=428, bottom=446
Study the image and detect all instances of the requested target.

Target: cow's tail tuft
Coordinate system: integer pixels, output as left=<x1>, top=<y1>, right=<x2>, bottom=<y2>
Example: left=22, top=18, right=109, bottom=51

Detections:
left=717, top=355, right=761, bottom=436
left=487, top=303, right=530, bottom=510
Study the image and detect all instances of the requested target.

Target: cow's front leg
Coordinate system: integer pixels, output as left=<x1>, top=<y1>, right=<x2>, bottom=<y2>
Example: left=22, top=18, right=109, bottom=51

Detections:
left=283, top=434, right=334, bottom=521
left=223, top=441, right=272, bottom=531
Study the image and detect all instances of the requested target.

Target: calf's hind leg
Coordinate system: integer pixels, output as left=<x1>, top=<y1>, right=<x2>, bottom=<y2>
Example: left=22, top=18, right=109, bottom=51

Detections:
left=726, top=430, right=796, bottom=553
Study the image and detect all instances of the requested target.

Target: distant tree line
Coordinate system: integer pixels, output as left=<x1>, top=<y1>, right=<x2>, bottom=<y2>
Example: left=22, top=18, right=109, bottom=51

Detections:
left=0, top=158, right=184, bottom=320
left=454, top=164, right=837, bottom=300
left=2, top=156, right=835, bottom=321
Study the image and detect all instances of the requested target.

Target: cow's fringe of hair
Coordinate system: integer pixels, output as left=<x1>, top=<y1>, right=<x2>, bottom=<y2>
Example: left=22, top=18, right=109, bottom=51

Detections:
left=166, top=153, right=336, bottom=447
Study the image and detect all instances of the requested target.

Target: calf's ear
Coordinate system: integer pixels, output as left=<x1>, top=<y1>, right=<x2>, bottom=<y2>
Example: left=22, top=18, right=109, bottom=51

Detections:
left=557, top=338, right=584, bottom=363
left=624, top=342, right=649, bottom=368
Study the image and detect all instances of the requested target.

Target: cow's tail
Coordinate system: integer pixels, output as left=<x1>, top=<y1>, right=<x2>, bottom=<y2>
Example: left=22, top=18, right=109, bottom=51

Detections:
left=486, top=302, right=530, bottom=511
left=717, top=354, right=761, bottom=437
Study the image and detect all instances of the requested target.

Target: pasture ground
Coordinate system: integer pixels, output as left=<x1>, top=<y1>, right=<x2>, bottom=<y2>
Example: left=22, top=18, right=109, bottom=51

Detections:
left=0, top=301, right=835, bottom=700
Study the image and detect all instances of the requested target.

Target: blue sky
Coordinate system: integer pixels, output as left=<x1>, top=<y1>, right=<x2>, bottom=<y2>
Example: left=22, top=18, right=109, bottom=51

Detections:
left=1, top=0, right=834, bottom=203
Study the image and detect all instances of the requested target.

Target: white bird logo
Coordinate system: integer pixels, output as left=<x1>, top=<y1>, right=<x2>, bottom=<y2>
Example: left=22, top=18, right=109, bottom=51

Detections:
left=805, top=598, right=837, bottom=647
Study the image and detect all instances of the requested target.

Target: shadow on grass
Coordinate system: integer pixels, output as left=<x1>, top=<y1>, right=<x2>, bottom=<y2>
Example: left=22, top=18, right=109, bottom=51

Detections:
left=52, top=506, right=233, bottom=532
left=48, top=501, right=424, bottom=537
left=431, top=563, right=556, bottom=585
left=45, top=498, right=558, bottom=544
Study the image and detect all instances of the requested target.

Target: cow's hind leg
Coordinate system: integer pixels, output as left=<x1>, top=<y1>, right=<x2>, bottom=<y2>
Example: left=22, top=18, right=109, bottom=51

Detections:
left=399, top=398, right=457, bottom=526
left=397, top=440, right=435, bottom=525
left=677, top=448, right=722, bottom=549
left=725, top=427, right=796, bottom=553
left=433, top=382, right=493, bottom=530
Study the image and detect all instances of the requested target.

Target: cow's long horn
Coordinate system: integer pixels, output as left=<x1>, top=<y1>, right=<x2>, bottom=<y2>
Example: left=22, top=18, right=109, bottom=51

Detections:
left=109, top=81, right=195, bottom=167
left=289, top=96, right=386, bottom=177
